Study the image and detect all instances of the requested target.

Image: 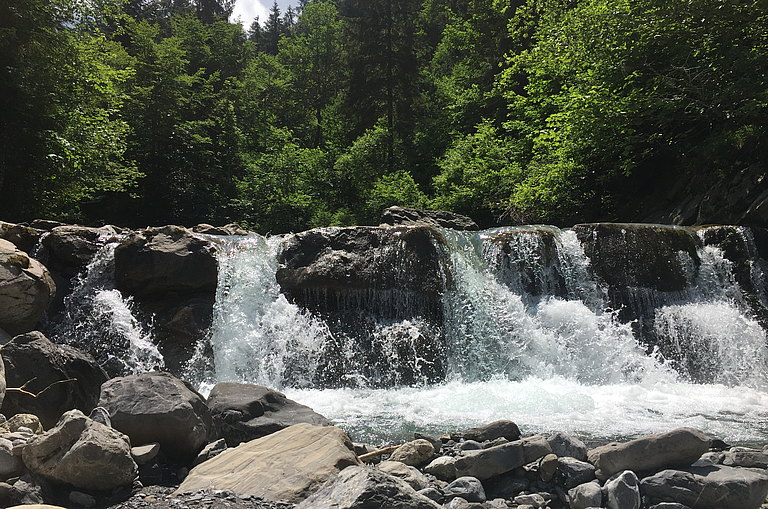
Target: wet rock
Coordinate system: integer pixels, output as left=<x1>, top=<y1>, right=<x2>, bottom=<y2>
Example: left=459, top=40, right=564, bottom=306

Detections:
left=557, top=456, right=596, bottom=489
left=1, top=331, right=108, bottom=429
left=640, top=464, right=768, bottom=509
left=114, top=225, right=218, bottom=298
left=444, top=476, right=486, bottom=503
left=177, top=423, right=360, bottom=502
left=454, top=435, right=551, bottom=480
left=603, top=470, right=640, bottom=509
left=42, top=225, right=114, bottom=277
left=462, top=420, right=521, bottom=443
left=424, top=455, right=458, bottom=481
left=538, top=453, right=558, bottom=482
left=588, top=427, right=711, bottom=480
left=548, top=432, right=588, bottom=461
left=207, top=382, right=330, bottom=446
left=390, top=439, right=435, bottom=466
left=378, top=460, right=429, bottom=490
left=380, top=206, right=479, bottom=231
left=458, top=440, right=483, bottom=451
left=22, top=410, right=137, bottom=490
left=417, top=487, right=442, bottom=502
left=295, top=465, right=441, bottom=509
left=568, top=480, right=602, bottom=509
left=98, top=372, right=212, bottom=461
left=0, top=239, right=55, bottom=336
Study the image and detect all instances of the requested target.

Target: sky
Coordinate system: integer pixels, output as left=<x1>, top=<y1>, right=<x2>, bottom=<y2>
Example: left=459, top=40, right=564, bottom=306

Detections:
left=231, top=0, right=294, bottom=28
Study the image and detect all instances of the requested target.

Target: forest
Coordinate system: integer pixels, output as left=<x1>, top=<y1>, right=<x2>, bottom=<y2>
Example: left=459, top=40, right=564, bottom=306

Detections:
left=1, top=0, right=766, bottom=232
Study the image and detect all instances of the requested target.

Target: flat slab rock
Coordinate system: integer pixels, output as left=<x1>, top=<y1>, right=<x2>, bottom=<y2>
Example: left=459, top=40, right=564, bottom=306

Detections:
left=175, top=423, right=360, bottom=503
left=641, top=464, right=768, bottom=509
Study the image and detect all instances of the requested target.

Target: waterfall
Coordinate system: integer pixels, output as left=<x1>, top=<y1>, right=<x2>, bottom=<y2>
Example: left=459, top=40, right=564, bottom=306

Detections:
left=47, top=242, right=164, bottom=376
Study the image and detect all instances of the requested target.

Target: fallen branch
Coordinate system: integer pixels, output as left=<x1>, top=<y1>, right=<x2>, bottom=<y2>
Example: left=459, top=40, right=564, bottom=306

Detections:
left=5, top=378, right=78, bottom=399
left=358, top=445, right=400, bottom=462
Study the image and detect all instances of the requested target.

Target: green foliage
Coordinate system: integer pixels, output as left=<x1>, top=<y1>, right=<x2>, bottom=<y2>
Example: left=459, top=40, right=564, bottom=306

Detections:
left=2, top=0, right=765, bottom=230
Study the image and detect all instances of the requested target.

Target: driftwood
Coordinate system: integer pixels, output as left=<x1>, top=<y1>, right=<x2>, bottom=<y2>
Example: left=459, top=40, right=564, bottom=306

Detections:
left=4, top=376, right=78, bottom=398
left=358, top=445, right=400, bottom=462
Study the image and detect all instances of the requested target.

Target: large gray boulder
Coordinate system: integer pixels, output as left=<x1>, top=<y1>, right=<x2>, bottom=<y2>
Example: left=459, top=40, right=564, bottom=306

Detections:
left=41, top=225, right=115, bottom=277
left=381, top=206, right=479, bottom=231
left=640, top=465, right=768, bottom=509
left=603, top=470, right=640, bottom=509
left=588, top=428, right=711, bottom=480
left=98, top=372, right=212, bottom=460
left=114, top=225, right=218, bottom=298
left=0, top=221, right=42, bottom=254
left=206, top=382, right=330, bottom=446
left=176, top=423, right=360, bottom=502
left=22, top=410, right=137, bottom=490
left=0, top=239, right=55, bottom=335
left=1, top=331, right=108, bottom=428
left=295, top=465, right=441, bottom=509
left=454, top=435, right=552, bottom=480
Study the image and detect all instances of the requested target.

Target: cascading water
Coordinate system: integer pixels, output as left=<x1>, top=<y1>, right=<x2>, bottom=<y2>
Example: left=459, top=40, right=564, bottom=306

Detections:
left=47, top=241, right=164, bottom=376
left=201, top=225, right=768, bottom=444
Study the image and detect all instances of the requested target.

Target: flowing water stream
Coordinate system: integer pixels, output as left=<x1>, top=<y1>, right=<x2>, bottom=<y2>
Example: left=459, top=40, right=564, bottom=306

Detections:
left=54, top=225, right=768, bottom=445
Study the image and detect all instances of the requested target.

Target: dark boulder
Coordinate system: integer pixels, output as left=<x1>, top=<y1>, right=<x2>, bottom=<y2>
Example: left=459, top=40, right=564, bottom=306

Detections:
left=207, top=382, right=330, bottom=446
left=42, top=225, right=116, bottom=278
left=114, top=225, right=218, bottom=298
left=98, top=372, right=212, bottom=461
left=0, top=331, right=108, bottom=428
left=381, top=206, right=479, bottom=231
left=277, top=226, right=450, bottom=387
left=462, top=420, right=521, bottom=443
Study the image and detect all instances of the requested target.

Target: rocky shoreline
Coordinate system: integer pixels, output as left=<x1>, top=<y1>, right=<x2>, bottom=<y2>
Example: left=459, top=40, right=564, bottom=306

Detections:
left=0, top=372, right=766, bottom=509
left=1, top=213, right=768, bottom=508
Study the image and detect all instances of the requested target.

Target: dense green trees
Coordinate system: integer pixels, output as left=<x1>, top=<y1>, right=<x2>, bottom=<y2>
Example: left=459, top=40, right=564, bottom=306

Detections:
left=1, top=0, right=765, bottom=230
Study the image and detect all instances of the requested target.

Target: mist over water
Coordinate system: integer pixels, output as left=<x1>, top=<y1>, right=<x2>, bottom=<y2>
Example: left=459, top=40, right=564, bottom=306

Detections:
left=200, top=226, right=768, bottom=444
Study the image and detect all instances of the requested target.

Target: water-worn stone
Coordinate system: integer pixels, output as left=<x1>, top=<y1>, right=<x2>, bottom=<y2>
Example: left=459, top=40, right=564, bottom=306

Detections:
left=444, top=476, right=486, bottom=503
left=649, top=504, right=692, bottom=509
left=176, top=423, right=360, bottom=502
left=588, top=427, right=711, bottom=480
left=538, top=453, right=558, bottom=482
left=722, top=447, right=768, bottom=468
left=114, top=226, right=218, bottom=298
left=0, top=239, right=55, bottom=335
left=557, top=456, right=596, bottom=489
left=454, top=435, right=551, bottom=480
left=603, top=470, right=640, bottom=509
left=417, top=487, right=442, bottom=502
left=548, top=432, right=588, bottom=461
left=0, top=414, right=43, bottom=434
left=381, top=206, right=479, bottom=231
left=640, top=465, right=768, bottom=509
left=98, top=372, right=212, bottom=461
left=0, top=222, right=42, bottom=254
left=131, top=443, right=160, bottom=465
left=192, top=438, right=227, bottom=467
left=295, top=465, right=441, bottom=509
left=22, top=410, right=137, bottom=490
left=390, top=439, right=435, bottom=466
left=378, top=460, right=429, bottom=490
left=207, top=382, right=330, bottom=446
left=462, top=420, right=521, bottom=443
left=0, top=437, right=24, bottom=478
left=1, top=331, right=108, bottom=429
left=568, top=481, right=602, bottom=509
left=424, top=455, right=457, bottom=481
left=514, top=493, right=546, bottom=508
left=42, top=225, right=113, bottom=277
